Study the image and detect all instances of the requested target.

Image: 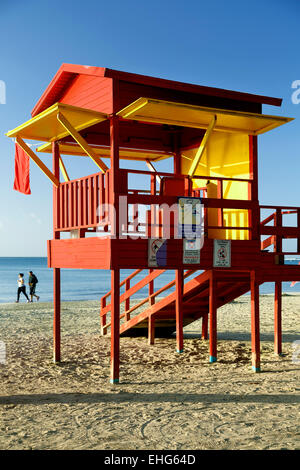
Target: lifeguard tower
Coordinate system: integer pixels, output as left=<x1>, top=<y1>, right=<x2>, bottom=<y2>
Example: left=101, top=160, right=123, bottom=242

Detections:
left=7, top=64, right=300, bottom=383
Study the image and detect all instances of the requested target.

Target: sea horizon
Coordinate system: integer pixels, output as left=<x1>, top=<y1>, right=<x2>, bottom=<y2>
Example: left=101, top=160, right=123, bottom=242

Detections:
left=0, top=256, right=300, bottom=304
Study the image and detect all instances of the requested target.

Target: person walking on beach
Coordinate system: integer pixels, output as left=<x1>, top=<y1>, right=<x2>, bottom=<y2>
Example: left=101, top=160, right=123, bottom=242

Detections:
left=28, top=271, right=40, bottom=302
left=16, top=273, right=30, bottom=303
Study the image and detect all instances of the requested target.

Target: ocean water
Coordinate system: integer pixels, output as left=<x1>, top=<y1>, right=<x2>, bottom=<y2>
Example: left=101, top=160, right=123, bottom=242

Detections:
left=0, top=257, right=299, bottom=304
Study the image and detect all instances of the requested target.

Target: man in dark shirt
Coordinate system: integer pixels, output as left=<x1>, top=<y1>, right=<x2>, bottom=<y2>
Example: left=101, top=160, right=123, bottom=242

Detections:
left=28, top=271, right=40, bottom=302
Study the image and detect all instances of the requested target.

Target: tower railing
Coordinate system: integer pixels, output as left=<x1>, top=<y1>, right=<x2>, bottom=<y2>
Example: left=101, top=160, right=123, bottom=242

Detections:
left=54, top=168, right=256, bottom=240
left=260, top=205, right=300, bottom=259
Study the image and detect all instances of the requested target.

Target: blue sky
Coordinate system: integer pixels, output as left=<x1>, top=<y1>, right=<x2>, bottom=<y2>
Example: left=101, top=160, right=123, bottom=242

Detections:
left=0, top=0, right=299, bottom=256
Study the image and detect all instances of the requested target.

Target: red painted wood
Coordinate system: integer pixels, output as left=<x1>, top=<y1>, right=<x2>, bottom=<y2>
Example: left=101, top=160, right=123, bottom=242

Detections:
left=274, top=281, right=282, bottom=355
left=31, top=63, right=281, bottom=118
left=48, top=238, right=111, bottom=269
left=100, top=296, right=107, bottom=335
left=148, top=269, right=154, bottom=306
left=202, top=314, right=208, bottom=340
left=209, top=272, right=217, bottom=361
left=125, top=278, right=130, bottom=316
left=52, top=142, right=61, bottom=363
left=175, top=270, right=184, bottom=352
left=250, top=271, right=260, bottom=371
left=110, top=269, right=120, bottom=383
left=148, top=315, right=155, bottom=345
left=118, top=79, right=267, bottom=115
left=60, top=75, right=113, bottom=114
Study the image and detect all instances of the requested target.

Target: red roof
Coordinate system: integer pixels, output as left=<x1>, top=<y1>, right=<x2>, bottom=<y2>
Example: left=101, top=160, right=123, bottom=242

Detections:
left=31, top=63, right=282, bottom=117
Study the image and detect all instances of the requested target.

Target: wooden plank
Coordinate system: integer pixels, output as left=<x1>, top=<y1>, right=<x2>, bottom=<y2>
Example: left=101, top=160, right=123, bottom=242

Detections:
left=148, top=315, right=155, bottom=345
left=251, top=271, right=260, bottom=372
left=209, top=272, right=217, bottom=362
left=274, top=281, right=282, bottom=355
left=175, top=270, right=184, bottom=353
left=110, top=269, right=120, bottom=384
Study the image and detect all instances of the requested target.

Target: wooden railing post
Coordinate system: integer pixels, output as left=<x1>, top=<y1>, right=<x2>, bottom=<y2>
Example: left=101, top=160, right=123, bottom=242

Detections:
left=100, top=296, right=107, bottom=335
left=125, top=278, right=130, bottom=321
left=274, top=208, right=283, bottom=264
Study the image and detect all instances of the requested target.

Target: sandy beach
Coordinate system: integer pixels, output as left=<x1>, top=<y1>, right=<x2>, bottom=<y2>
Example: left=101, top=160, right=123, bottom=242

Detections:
left=0, top=294, right=299, bottom=450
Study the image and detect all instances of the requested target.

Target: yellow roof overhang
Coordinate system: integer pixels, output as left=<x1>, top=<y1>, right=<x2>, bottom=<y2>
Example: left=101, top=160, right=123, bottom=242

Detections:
left=37, top=142, right=173, bottom=161
left=6, top=103, right=108, bottom=142
left=117, top=98, right=293, bottom=135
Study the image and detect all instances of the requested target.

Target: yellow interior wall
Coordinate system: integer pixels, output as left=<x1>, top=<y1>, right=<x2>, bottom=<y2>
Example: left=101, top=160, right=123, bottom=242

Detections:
left=181, top=131, right=250, bottom=240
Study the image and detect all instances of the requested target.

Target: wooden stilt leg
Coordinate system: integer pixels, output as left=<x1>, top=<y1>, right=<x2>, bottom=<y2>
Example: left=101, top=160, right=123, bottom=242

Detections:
left=202, top=314, right=208, bottom=340
left=110, top=269, right=120, bottom=384
left=148, top=315, right=155, bottom=345
left=274, top=281, right=282, bottom=355
left=53, top=267, right=61, bottom=363
left=175, top=269, right=184, bottom=353
left=209, top=273, right=217, bottom=362
left=251, top=271, right=260, bottom=372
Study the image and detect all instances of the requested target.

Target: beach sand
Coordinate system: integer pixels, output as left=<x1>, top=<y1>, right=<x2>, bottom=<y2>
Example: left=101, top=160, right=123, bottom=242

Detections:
left=0, top=294, right=299, bottom=450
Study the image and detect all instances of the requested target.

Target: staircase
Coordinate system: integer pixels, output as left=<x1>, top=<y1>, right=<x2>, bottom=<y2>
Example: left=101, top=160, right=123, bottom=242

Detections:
left=100, top=268, right=252, bottom=337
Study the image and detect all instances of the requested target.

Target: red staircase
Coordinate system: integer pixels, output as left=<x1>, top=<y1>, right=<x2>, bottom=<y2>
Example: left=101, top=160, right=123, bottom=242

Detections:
left=100, top=268, right=253, bottom=337
left=100, top=204, right=300, bottom=339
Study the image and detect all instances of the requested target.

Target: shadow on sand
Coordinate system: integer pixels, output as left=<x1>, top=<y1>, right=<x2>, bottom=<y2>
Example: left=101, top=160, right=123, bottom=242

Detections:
left=0, top=392, right=299, bottom=406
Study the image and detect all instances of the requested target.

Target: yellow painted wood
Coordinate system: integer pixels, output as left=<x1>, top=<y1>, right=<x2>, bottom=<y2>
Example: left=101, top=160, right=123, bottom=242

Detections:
left=59, top=157, right=70, bottom=182
left=57, top=112, right=108, bottom=173
left=188, top=115, right=216, bottom=177
left=117, top=97, right=293, bottom=135
left=145, top=159, right=161, bottom=183
left=16, top=137, right=59, bottom=187
left=37, top=142, right=172, bottom=161
left=6, top=103, right=108, bottom=142
left=182, top=132, right=251, bottom=240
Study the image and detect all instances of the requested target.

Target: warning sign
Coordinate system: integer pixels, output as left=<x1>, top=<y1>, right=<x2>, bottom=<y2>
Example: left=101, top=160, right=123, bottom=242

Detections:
left=183, top=238, right=201, bottom=264
left=178, top=197, right=204, bottom=241
left=148, top=238, right=167, bottom=267
left=213, top=239, right=231, bottom=267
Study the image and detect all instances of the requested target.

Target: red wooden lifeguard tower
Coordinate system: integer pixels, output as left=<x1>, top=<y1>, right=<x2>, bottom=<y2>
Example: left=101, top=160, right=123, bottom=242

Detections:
left=7, top=64, right=300, bottom=383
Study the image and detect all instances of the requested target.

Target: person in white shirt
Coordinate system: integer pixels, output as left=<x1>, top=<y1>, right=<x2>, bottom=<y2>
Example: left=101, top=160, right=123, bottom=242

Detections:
left=16, top=273, right=30, bottom=303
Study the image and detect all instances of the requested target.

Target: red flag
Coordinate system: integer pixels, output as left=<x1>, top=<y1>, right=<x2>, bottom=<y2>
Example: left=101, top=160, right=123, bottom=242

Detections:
left=13, top=143, right=31, bottom=195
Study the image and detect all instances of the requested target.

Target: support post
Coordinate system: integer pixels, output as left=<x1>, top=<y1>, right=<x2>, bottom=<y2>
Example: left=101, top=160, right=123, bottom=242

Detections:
left=274, top=281, right=282, bottom=355
left=110, top=269, right=120, bottom=384
left=148, top=315, right=155, bottom=345
left=209, top=272, right=217, bottom=362
left=250, top=271, right=260, bottom=372
left=52, top=142, right=61, bottom=363
left=53, top=268, right=61, bottom=363
left=175, top=269, right=184, bottom=353
left=202, top=314, right=208, bottom=340
left=109, top=104, right=120, bottom=384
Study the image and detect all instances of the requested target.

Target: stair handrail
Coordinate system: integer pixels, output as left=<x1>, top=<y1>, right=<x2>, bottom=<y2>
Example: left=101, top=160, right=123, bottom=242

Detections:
left=101, top=269, right=197, bottom=333
left=101, top=269, right=143, bottom=302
